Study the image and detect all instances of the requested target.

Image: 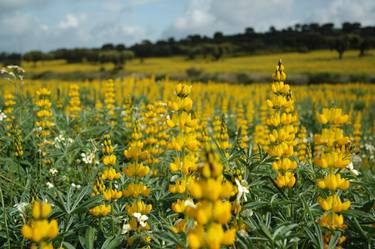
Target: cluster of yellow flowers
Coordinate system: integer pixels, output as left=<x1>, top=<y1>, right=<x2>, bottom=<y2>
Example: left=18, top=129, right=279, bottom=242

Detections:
left=353, top=112, right=362, bottom=153
left=66, top=84, right=81, bottom=119
left=314, top=108, right=351, bottom=248
left=167, top=83, right=199, bottom=182
left=167, top=83, right=201, bottom=235
left=21, top=201, right=59, bottom=249
left=141, top=101, right=169, bottom=171
left=122, top=97, right=133, bottom=129
left=186, top=145, right=237, bottom=249
left=236, top=104, right=250, bottom=149
left=103, top=80, right=116, bottom=124
left=3, top=93, right=15, bottom=130
left=14, top=125, right=24, bottom=157
left=266, top=61, right=298, bottom=188
left=212, top=115, right=231, bottom=153
left=253, top=103, right=270, bottom=153
left=297, top=126, right=310, bottom=162
left=35, top=88, right=54, bottom=138
left=89, top=134, right=120, bottom=216
left=123, top=122, right=153, bottom=244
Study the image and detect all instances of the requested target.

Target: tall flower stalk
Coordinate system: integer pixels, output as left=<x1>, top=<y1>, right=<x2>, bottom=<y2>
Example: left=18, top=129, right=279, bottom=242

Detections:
left=266, top=61, right=298, bottom=188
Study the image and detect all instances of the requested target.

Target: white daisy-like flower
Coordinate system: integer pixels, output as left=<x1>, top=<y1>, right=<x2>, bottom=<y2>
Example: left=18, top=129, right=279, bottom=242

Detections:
left=133, top=212, right=148, bottom=227
left=235, top=179, right=249, bottom=202
left=46, top=182, right=54, bottom=189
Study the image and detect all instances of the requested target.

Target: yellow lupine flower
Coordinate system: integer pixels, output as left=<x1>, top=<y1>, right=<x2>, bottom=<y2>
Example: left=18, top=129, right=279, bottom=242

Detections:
left=316, top=173, right=350, bottom=191
left=318, top=195, right=351, bottom=212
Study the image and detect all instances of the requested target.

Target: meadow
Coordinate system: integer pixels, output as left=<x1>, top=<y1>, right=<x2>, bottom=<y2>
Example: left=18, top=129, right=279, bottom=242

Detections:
left=0, top=61, right=375, bottom=249
left=22, top=50, right=375, bottom=83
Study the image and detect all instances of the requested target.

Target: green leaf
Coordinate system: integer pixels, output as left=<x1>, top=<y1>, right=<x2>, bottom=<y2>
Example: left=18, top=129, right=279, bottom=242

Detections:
left=62, top=241, right=76, bottom=249
left=100, top=236, right=123, bottom=249
left=79, top=226, right=96, bottom=249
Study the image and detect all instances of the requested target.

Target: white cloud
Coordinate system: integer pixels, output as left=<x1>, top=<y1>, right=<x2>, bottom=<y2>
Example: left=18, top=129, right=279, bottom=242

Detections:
left=308, top=0, right=375, bottom=26
left=163, top=0, right=294, bottom=38
left=59, top=14, right=79, bottom=29
left=122, top=26, right=145, bottom=36
left=163, top=0, right=375, bottom=39
left=41, top=24, right=49, bottom=31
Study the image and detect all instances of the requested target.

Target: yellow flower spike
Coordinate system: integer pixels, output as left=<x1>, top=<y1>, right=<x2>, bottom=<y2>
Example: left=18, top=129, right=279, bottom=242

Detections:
left=206, top=223, right=224, bottom=249
left=187, top=226, right=204, bottom=249
left=188, top=180, right=202, bottom=198
left=212, top=200, right=231, bottom=224
left=203, top=179, right=222, bottom=201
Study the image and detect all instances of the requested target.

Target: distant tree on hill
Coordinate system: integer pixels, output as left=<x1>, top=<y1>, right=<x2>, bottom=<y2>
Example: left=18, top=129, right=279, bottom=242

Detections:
left=99, top=50, right=134, bottom=70
left=334, top=36, right=349, bottom=59
left=359, top=39, right=370, bottom=57
left=23, top=50, right=46, bottom=67
left=132, top=40, right=152, bottom=63
left=115, top=44, right=126, bottom=51
left=244, top=27, right=255, bottom=35
left=101, top=43, right=115, bottom=51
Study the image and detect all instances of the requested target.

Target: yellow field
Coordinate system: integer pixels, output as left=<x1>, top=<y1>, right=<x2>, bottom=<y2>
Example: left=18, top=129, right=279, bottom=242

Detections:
left=1, top=61, right=375, bottom=248
left=22, top=50, right=375, bottom=76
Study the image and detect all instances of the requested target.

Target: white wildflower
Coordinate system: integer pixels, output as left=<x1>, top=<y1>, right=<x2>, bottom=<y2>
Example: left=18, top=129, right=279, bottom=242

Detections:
left=0, top=111, right=7, bottom=121
left=46, top=182, right=54, bottom=189
left=133, top=212, right=148, bottom=227
left=235, top=179, right=249, bottom=202
left=347, top=162, right=359, bottom=176
left=81, top=152, right=96, bottom=164
left=170, top=175, right=179, bottom=182
left=121, top=223, right=131, bottom=234
left=71, top=183, right=81, bottom=189
left=49, top=168, right=58, bottom=175
left=14, top=202, right=28, bottom=213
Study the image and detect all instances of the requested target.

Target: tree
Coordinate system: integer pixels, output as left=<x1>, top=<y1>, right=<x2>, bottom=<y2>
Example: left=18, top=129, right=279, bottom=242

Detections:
left=98, top=50, right=134, bottom=70
left=115, top=44, right=126, bottom=51
left=101, top=43, right=115, bottom=51
left=245, top=27, right=255, bottom=35
left=334, top=36, right=349, bottom=59
left=23, top=50, right=45, bottom=67
left=359, top=39, right=370, bottom=57
left=213, top=31, right=224, bottom=40
left=211, top=45, right=224, bottom=61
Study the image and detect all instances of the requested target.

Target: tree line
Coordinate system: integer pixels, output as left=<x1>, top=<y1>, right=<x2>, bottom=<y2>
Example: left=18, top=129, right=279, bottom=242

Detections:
left=1, top=22, right=374, bottom=67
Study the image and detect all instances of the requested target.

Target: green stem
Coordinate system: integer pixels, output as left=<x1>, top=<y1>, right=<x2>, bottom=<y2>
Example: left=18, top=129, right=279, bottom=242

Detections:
left=0, top=187, right=11, bottom=249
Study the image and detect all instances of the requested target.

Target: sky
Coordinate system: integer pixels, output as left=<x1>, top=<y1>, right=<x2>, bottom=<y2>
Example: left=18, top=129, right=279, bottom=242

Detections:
left=1, top=0, right=375, bottom=53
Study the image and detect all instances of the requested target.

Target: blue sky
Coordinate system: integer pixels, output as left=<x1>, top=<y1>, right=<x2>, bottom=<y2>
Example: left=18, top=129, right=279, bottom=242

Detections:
left=1, top=0, right=375, bottom=52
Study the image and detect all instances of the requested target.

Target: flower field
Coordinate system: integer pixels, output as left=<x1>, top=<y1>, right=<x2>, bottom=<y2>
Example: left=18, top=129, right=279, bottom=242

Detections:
left=0, top=62, right=375, bottom=249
